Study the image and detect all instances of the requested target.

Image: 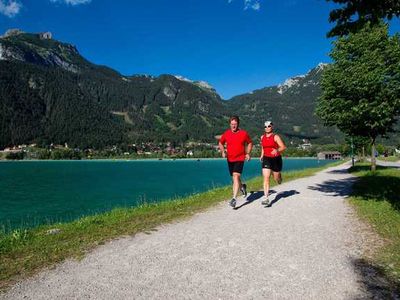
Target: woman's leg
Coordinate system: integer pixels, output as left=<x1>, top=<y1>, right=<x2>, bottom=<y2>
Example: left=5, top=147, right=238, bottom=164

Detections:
left=272, top=171, right=282, bottom=184
left=272, top=157, right=283, bottom=184
left=262, top=168, right=271, bottom=204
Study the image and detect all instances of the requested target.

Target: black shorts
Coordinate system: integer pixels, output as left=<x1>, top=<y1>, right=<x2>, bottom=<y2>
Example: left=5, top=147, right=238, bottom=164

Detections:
left=261, top=156, right=283, bottom=172
left=227, top=161, right=244, bottom=176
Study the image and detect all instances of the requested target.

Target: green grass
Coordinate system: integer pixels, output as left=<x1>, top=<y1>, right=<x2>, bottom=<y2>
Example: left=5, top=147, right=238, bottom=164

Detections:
left=349, top=164, right=400, bottom=286
left=0, top=160, right=344, bottom=290
left=378, top=156, right=400, bottom=162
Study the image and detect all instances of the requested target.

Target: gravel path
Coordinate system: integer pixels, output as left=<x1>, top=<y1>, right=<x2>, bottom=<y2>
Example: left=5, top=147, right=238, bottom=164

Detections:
left=376, top=159, right=400, bottom=168
left=1, top=162, right=385, bottom=299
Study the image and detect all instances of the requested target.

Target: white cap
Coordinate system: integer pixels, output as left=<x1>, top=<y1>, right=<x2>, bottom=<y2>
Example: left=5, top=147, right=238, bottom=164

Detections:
left=264, top=121, right=273, bottom=127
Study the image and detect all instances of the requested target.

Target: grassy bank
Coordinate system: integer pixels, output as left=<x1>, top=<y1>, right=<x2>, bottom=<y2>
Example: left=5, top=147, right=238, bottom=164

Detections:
left=377, top=156, right=400, bottom=162
left=348, top=164, right=400, bottom=287
left=0, top=160, right=344, bottom=290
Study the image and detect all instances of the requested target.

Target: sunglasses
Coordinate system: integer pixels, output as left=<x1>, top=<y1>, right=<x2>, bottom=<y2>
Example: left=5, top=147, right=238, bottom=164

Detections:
left=264, top=125, right=272, bottom=128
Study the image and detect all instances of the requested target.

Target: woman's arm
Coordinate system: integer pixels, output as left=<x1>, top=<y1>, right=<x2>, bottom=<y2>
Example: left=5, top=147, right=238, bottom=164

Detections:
left=260, top=135, right=264, bottom=161
left=274, top=134, right=287, bottom=154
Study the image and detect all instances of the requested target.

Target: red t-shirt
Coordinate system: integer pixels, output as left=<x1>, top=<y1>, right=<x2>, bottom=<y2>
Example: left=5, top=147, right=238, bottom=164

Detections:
left=261, top=133, right=280, bottom=157
left=219, top=129, right=252, bottom=162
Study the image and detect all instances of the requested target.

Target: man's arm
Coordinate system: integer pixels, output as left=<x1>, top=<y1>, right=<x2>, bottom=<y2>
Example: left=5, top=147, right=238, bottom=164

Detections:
left=245, top=142, right=252, bottom=161
left=218, top=141, right=226, bottom=158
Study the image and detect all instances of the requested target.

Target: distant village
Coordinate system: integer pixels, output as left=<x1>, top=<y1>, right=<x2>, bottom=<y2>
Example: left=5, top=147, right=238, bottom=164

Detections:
left=0, top=140, right=347, bottom=160
left=0, top=141, right=223, bottom=160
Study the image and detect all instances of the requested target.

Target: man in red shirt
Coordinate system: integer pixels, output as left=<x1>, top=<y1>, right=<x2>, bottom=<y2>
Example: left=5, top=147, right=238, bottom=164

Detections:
left=218, top=116, right=253, bottom=208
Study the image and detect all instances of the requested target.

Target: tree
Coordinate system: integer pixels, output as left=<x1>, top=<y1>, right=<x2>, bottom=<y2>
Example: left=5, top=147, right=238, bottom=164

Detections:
left=316, top=22, right=400, bottom=170
left=327, top=0, right=400, bottom=37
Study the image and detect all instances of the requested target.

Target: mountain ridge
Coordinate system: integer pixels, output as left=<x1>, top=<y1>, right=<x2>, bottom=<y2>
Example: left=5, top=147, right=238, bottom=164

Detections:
left=0, top=29, right=341, bottom=149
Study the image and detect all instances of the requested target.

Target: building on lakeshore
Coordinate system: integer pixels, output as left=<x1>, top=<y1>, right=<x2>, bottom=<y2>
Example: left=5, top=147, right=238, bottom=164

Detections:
left=317, top=151, right=342, bottom=160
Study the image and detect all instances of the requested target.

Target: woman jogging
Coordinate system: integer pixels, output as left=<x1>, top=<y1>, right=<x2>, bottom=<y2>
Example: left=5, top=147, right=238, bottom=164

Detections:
left=260, top=121, right=286, bottom=206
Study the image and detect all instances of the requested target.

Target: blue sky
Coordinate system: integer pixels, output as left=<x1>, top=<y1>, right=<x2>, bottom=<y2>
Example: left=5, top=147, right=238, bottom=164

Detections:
left=1, top=0, right=399, bottom=99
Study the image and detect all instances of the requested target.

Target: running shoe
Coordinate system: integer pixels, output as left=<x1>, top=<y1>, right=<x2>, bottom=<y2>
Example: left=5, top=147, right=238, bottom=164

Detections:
left=240, top=183, right=247, bottom=197
left=261, top=197, right=270, bottom=206
left=229, top=198, right=237, bottom=208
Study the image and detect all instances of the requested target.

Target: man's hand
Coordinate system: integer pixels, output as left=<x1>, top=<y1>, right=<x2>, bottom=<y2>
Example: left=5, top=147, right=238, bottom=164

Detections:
left=222, top=151, right=226, bottom=158
left=245, top=153, right=251, bottom=161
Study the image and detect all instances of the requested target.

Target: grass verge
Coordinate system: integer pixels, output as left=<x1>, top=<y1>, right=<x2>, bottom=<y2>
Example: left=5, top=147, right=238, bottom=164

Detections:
left=348, top=163, right=400, bottom=290
left=0, top=159, right=344, bottom=291
left=377, top=156, right=400, bottom=162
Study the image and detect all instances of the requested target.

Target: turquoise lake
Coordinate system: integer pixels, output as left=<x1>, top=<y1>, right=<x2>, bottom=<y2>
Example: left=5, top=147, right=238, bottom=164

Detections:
left=0, top=158, right=332, bottom=230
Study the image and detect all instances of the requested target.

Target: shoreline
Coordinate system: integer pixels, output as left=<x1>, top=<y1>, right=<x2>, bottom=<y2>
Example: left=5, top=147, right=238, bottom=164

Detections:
left=0, top=156, right=328, bottom=162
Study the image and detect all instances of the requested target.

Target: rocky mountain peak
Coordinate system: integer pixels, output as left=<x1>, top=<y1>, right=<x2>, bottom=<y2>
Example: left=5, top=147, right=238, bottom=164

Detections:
left=276, top=63, right=328, bottom=95
left=174, top=75, right=216, bottom=93
left=39, top=32, right=52, bottom=40
left=0, top=30, right=85, bottom=72
left=2, top=28, right=25, bottom=38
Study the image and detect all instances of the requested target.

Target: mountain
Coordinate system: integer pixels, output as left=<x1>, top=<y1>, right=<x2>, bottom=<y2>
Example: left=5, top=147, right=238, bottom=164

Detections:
left=0, top=30, right=229, bottom=148
left=228, top=63, right=343, bottom=144
left=0, top=29, right=347, bottom=149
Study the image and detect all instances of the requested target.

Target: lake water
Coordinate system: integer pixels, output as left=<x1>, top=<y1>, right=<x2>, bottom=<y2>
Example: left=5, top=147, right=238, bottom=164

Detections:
left=0, top=158, right=332, bottom=230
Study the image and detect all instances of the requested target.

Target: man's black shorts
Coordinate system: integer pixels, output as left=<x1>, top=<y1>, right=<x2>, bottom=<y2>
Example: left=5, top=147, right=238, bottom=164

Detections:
left=261, top=156, right=283, bottom=172
left=227, top=161, right=244, bottom=176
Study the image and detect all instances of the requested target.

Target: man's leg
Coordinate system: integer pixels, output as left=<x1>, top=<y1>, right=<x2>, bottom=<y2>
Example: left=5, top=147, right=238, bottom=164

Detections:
left=227, top=161, right=237, bottom=208
left=232, top=172, right=241, bottom=199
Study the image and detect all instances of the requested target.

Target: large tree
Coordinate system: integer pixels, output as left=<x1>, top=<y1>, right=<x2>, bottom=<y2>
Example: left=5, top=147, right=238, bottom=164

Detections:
left=316, top=22, right=400, bottom=170
left=327, top=0, right=400, bottom=37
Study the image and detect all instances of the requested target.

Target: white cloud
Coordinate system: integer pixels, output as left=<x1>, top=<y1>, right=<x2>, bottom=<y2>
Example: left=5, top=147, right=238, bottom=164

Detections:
left=0, top=0, right=22, bottom=17
left=50, top=0, right=92, bottom=5
left=229, top=0, right=262, bottom=11
left=246, top=1, right=260, bottom=11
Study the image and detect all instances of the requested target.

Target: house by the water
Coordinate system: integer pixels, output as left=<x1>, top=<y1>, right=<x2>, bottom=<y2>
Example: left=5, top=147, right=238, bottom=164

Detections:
left=317, top=151, right=342, bottom=160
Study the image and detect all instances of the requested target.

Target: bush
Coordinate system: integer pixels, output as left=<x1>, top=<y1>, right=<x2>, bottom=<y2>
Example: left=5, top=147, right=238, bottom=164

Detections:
left=5, top=151, right=24, bottom=160
left=50, top=149, right=82, bottom=160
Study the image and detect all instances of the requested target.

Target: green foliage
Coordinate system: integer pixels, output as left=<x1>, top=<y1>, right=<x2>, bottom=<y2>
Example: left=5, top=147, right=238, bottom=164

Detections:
left=0, top=61, right=127, bottom=149
left=37, top=149, right=51, bottom=160
left=327, top=0, right=400, bottom=37
left=50, top=149, right=82, bottom=160
left=5, top=152, right=24, bottom=160
left=317, top=22, right=400, bottom=145
left=345, top=135, right=370, bottom=158
left=375, top=144, right=386, bottom=155
left=284, top=147, right=312, bottom=157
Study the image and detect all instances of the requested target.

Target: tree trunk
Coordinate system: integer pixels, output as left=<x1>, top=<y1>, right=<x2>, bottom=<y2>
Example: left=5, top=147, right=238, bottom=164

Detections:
left=371, top=139, right=376, bottom=171
left=362, top=146, right=365, bottom=162
left=351, top=137, right=354, bottom=167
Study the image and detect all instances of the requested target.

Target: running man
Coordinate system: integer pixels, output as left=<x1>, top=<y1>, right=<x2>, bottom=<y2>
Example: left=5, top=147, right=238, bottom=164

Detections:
left=260, top=121, right=286, bottom=206
left=218, top=116, right=253, bottom=208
